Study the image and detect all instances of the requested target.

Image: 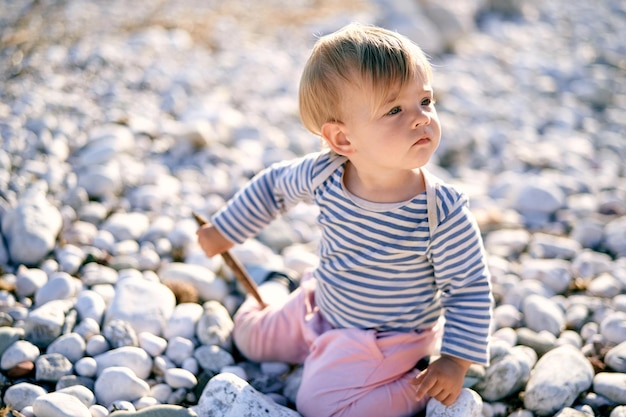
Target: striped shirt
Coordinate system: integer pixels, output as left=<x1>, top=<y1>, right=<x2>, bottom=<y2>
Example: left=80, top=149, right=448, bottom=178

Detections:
left=212, top=150, right=492, bottom=365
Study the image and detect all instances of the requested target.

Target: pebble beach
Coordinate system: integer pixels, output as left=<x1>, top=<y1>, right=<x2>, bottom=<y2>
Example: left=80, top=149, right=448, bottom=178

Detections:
left=0, top=0, right=625, bottom=416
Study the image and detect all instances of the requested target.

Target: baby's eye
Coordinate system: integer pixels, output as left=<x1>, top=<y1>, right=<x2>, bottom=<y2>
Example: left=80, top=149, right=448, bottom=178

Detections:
left=387, top=106, right=401, bottom=115
left=421, top=98, right=435, bottom=106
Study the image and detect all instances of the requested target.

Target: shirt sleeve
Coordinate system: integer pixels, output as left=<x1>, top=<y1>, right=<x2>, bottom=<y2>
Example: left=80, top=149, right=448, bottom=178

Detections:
left=210, top=152, right=321, bottom=244
left=429, top=187, right=493, bottom=366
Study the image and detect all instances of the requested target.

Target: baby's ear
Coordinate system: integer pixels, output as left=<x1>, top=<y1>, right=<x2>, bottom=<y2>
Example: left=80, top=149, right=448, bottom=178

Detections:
left=321, top=122, right=353, bottom=156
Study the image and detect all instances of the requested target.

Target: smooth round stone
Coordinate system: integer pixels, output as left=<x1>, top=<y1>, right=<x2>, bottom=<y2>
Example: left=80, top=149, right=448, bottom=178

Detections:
left=94, top=346, right=152, bottom=379
left=80, top=263, right=118, bottom=286
left=35, top=353, right=73, bottom=382
left=194, top=345, right=234, bottom=373
left=426, top=388, right=483, bottom=417
left=134, top=396, right=159, bottom=410
left=165, top=336, right=195, bottom=366
left=182, top=357, right=199, bottom=375
left=138, top=332, right=168, bottom=357
left=108, top=404, right=199, bottom=417
left=150, top=383, right=173, bottom=403
left=86, top=334, right=110, bottom=356
left=103, top=276, right=176, bottom=337
left=75, top=290, right=107, bottom=323
left=90, top=404, right=109, bottom=417
left=163, top=302, right=204, bottom=340
left=55, top=375, right=95, bottom=392
left=605, top=341, right=626, bottom=372
left=601, top=311, right=626, bottom=344
left=75, top=357, right=98, bottom=378
left=491, top=327, right=517, bottom=346
left=1, top=339, right=40, bottom=370
left=47, top=332, right=86, bottom=363
left=3, top=382, right=48, bottom=411
left=220, top=365, right=247, bottom=381
left=493, top=304, right=522, bottom=329
left=571, top=250, right=612, bottom=279
left=527, top=232, right=581, bottom=260
left=614, top=294, right=626, bottom=312
left=519, top=258, right=572, bottom=295
left=55, top=244, right=86, bottom=274
left=521, top=294, right=566, bottom=336
left=33, top=392, right=92, bottom=417
left=94, top=366, right=150, bottom=407
left=15, top=266, right=48, bottom=298
left=565, top=303, right=590, bottom=330
left=524, top=345, right=594, bottom=415
left=153, top=355, right=176, bottom=376
left=34, top=271, right=80, bottom=306
left=164, top=367, right=198, bottom=389
left=587, top=272, right=622, bottom=298
left=593, top=372, right=626, bottom=403
left=102, top=212, right=150, bottom=242
left=0, top=326, right=25, bottom=357
left=196, top=300, right=234, bottom=349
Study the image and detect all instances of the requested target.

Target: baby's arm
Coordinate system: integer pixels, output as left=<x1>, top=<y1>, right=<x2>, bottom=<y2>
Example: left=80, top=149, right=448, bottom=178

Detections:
left=196, top=224, right=234, bottom=257
left=410, top=354, right=471, bottom=406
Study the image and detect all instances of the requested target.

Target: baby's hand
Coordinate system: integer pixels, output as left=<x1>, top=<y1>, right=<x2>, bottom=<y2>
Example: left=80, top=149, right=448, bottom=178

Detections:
left=196, top=224, right=233, bottom=257
left=410, top=355, right=471, bottom=406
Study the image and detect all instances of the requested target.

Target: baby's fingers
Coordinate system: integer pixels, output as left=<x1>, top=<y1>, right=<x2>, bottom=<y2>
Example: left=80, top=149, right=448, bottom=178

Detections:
left=411, top=370, right=435, bottom=401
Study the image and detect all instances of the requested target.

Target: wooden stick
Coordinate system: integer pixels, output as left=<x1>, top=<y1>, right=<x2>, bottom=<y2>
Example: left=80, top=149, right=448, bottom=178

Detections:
left=192, top=212, right=267, bottom=309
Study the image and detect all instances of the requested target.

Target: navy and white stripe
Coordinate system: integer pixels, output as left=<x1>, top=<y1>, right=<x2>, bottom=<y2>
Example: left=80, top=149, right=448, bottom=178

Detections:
left=212, top=150, right=492, bottom=365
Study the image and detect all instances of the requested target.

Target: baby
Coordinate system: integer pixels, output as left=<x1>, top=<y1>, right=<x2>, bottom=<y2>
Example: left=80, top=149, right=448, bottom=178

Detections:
left=197, top=23, right=492, bottom=417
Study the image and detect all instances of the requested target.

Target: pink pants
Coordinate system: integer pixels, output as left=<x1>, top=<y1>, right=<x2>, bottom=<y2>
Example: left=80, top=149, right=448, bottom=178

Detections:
left=233, top=276, right=441, bottom=417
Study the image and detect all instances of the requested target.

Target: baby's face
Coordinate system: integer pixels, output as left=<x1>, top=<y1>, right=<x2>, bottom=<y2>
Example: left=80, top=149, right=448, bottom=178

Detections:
left=336, top=73, right=441, bottom=173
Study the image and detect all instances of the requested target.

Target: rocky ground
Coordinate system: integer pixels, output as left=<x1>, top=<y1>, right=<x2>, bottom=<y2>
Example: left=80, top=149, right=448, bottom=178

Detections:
left=0, top=0, right=625, bottom=416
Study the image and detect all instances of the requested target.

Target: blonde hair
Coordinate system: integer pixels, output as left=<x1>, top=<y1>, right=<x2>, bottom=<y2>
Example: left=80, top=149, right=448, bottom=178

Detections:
left=299, top=23, right=433, bottom=136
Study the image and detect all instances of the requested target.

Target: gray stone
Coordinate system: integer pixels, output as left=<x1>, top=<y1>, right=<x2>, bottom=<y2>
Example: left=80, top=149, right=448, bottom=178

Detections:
left=35, top=353, right=73, bottom=382
left=524, top=345, right=594, bottom=416
left=520, top=258, right=572, bottom=295
left=103, top=319, right=139, bottom=348
left=605, top=341, right=626, bottom=372
left=2, top=181, right=63, bottom=266
left=601, top=311, right=626, bottom=344
left=33, top=392, right=92, bottom=417
left=194, top=345, right=235, bottom=373
left=74, top=290, right=107, bottom=323
left=194, top=372, right=300, bottom=417
left=605, top=216, right=626, bottom=257
left=24, top=299, right=74, bottom=348
left=426, top=388, right=482, bottom=417
left=47, top=332, right=86, bottom=363
left=0, top=326, right=25, bottom=357
left=15, top=266, right=48, bottom=298
left=94, top=346, right=152, bottom=379
left=94, top=366, right=150, bottom=407
left=475, top=345, right=535, bottom=401
left=527, top=233, right=581, bottom=260
left=110, top=404, right=198, bottom=417
left=521, top=294, right=566, bottom=336
left=593, top=372, right=626, bottom=404
left=103, top=276, right=175, bottom=336
left=1, top=339, right=40, bottom=370
left=196, top=300, right=234, bottom=349
left=4, top=381, right=48, bottom=411
left=164, top=302, right=204, bottom=340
